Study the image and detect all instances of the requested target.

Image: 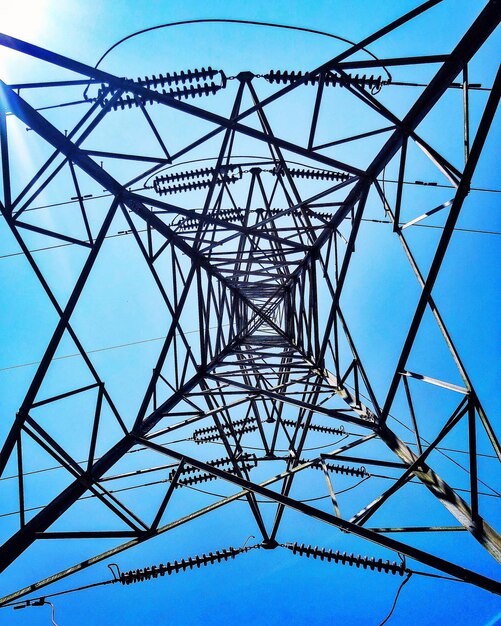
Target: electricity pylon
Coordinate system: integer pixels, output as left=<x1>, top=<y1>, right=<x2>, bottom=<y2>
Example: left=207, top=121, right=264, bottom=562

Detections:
left=0, top=0, right=500, bottom=606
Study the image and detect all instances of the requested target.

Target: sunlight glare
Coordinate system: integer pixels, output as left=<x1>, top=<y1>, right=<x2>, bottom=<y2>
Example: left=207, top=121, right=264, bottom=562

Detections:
left=0, top=0, right=49, bottom=76
left=0, top=0, right=49, bottom=39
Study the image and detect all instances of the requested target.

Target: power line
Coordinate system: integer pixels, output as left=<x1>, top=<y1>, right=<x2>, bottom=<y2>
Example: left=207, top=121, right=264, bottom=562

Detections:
left=360, top=217, right=501, bottom=236
left=1, top=209, right=499, bottom=263
left=2, top=425, right=495, bottom=488
left=1, top=463, right=498, bottom=521
left=0, top=325, right=229, bottom=373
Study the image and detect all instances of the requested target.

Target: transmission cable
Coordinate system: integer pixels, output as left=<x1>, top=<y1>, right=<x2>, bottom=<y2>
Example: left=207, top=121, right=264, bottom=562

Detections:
left=2, top=461, right=498, bottom=521
left=378, top=570, right=413, bottom=625
left=82, top=19, right=392, bottom=102
left=1, top=211, right=499, bottom=264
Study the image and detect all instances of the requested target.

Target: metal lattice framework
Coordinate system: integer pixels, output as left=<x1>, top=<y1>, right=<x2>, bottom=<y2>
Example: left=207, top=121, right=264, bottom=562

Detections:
left=0, top=0, right=500, bottom=607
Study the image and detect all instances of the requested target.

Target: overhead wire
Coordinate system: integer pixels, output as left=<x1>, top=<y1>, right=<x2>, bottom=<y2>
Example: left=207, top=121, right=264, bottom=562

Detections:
left=0, top=206, right=499, bottom=263
left=183, top=474, right=371, bottom=503
left=82, top=18, right=393, bottom=103
left=141, top=155, right=501, bottom=194
left=0, top=152, right=498, bottom=263
left=0, top=533, right=468, bottom=613
left=6, top=99, right=95, bottom=117
left=0, top=359, right=495, bottom=482
left=0, top=469, right=373, bottom=519
left=0, top=347, right=496, bottom=495
left=1, top=453, right=498, bottom=521
left=378, top=570, right=413, bottom=626
left=0, top=435, right=349, bottom=485
left=0, top=13, right=497, bottom=619
left=0, top=323, right=229, bottom=373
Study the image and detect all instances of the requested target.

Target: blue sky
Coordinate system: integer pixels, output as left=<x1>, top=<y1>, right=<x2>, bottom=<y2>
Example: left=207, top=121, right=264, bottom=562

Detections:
left=0, top=0, right=500, bottom=624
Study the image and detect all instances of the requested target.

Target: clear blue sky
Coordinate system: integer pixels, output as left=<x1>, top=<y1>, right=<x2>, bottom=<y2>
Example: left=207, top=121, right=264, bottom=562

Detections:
left=0, top=0, right=500, bottom=624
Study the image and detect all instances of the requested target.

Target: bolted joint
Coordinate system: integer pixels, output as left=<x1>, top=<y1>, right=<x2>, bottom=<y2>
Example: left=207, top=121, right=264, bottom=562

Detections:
left=261, top=539, right=279, bottom=550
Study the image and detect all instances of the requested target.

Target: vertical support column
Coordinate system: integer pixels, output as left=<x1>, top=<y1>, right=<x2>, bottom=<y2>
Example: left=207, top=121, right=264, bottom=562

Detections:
left=463, top=65, right=470, bottom=165
left=0, top=108, right=12, bottom=213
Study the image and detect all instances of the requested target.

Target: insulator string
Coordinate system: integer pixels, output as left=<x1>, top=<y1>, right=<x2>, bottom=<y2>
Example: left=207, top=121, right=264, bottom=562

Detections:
left=153, top=172, right=241, bottom=196
left=284, top=542, right=407, bottom=575
left=119, top=545, right=253, bottom=585
left=2, top=540, right=467, bottom=613
left=306, top=461, right=369, bottom=478
left=97, top=76, right=225, bottom=112
left=282, top=418, right=345, bottom=436
left=193, top=416, right=260, bottom=443
left=263, top=70, right=388, bottom=94
left=273, top=166, right=351, bottom=182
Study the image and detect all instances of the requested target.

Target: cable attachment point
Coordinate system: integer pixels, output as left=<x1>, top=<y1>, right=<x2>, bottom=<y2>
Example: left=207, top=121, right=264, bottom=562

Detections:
left=107, top=563, right=122, bottom=582
left=261, top=538, right=279, bottom=550
left=242, top=535, right=256, bottom=549
left=12, top=598, right=59, bottom=626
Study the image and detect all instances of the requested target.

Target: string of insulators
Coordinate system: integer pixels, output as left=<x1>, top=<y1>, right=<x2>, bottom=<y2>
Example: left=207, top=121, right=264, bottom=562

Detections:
left=274, top=167, right=350, bottom=182
left=169, top=453, right=257, bottom=479
left=119, top=545, right=248, bottom=585
left=304, top=461, right=368, bottom=478
left=193, top=417, right=259, bottom=444
left=169, top=453, right=258, bottom=488
left=154, top=172, right=242, bottom=196
left=135, top=67, right=223, bottom=88
left=154, top=166, right=233, bottom=185
left=176, top=471, right=217, bottom=488
left=98, top=81, right=224, bottom=111
left=255, top=206, right=354, bottom=223
left=264, top=70, right=388, bottom=93
left=282, top=419, right=345, bottom=436
left=155, top=173, right=240, bottom=195
left=285, top=543, right=406, bottom=576
left=173, top=460, right=258, bottom=488
left=175, top=208, right=244, bottom=232
left=304, top=208, right=341, bottom=221
left=171, top=204, right=347, bottom=233
left=153, top=166, right=241, bottom=191
left=175, top=470, right=232, bottom=488
left=98, top=67, right=224, bottom=102
left=174, top=207, right=306, bottom=232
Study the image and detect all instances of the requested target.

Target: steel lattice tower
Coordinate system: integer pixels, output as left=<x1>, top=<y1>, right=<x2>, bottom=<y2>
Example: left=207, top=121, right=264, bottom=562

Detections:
left=0, top=0, right=500, bottom=612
